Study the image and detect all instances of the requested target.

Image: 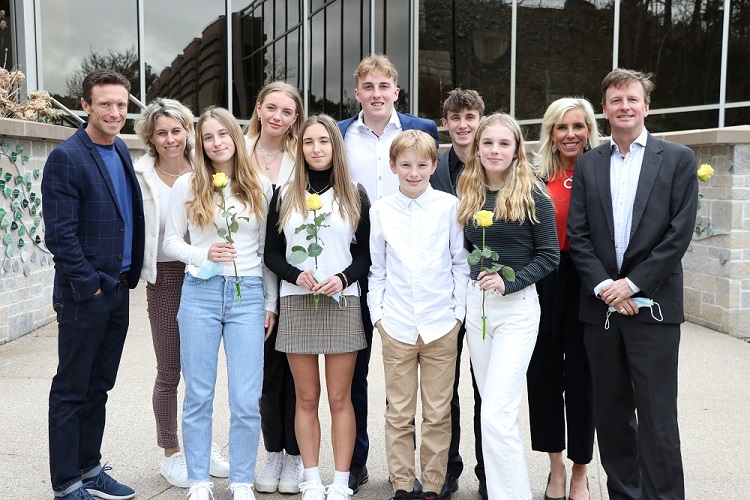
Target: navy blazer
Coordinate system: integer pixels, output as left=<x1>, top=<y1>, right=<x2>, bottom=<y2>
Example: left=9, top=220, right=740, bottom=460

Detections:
left=567, top=133, right=698, bottom=325
left=430, top=148, right=456, bottom=195
left=42, top=124, right=145, bottom=302
left=338, top=111, right=440, bottom=147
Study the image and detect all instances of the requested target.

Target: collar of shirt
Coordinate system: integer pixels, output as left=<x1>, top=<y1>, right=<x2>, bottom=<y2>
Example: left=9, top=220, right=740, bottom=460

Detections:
left=354, top=108, right=402, bottom=134
left=609, top=127, right=649, bottom=156
left=394, top=184, right=433, bottom=210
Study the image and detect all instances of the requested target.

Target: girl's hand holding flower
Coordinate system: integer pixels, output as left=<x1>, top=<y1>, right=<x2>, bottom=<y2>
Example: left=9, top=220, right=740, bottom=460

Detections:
left=477, top=269, right=506, bottom=294
left=313, top=274, right=344, bottom=297
left=208, top=241, right=237, bottom=262
left=296, top=269, right=317, bottom=291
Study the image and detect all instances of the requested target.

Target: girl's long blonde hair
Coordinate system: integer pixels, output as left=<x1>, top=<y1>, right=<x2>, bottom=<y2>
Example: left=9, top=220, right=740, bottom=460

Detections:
left=187, top=106, right=267, bottom=229
left=278, top=114, right=361, bottom=232
left=457, top=113, right=547, bottom=225
left=535, top=97, right=600, bottom=181
left=244, top=81, right=304, bottom=155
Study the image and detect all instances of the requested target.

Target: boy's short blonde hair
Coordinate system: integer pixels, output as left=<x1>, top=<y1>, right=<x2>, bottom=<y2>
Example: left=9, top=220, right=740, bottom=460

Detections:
left=389, top=130, right=438, bottom=164
left=354, top=54, right=398, bottom=85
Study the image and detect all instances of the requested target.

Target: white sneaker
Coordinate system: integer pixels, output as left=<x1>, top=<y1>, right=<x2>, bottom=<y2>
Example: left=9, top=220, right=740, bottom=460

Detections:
left=299, top=480, right=326, bottom=500
left=230, top=482, right=256, bottom=500
left=254, top=451, right=284, bottom=493
left=209, top=443, right=230, bottom=478
left=160, top=451, right=190, bottom=488
left=188, top=481, right=214, bottom=499
left=278, top=453, right=303, bottom=494
left=325, top=484, right=353, bottom=500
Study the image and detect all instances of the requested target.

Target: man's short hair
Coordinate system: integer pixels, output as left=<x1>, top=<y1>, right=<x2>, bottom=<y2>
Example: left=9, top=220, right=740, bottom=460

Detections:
left=82, top=69, right=131, bottom=104
left=601, top=68, right=655, bottom=104
left=354, top=54, right=398, bottom=85
left=442, top=88, right=485, bottom=119
left=389, top=130, right=437, bottom=164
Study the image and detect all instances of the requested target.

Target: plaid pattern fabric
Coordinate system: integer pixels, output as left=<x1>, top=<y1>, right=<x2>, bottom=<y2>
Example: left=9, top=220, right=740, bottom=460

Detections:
left=146, top=261, right=185, bottom=450
left=276, top=294, right=366, bottom=354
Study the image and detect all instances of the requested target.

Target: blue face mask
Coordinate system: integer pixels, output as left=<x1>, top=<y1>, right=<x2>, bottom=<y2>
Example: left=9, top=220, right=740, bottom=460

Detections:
left=605, top=297, right=663, bottom=329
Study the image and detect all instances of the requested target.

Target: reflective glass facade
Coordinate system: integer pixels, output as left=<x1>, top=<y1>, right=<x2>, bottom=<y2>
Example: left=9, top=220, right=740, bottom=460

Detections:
left=6, top=0, right=750, bottom=135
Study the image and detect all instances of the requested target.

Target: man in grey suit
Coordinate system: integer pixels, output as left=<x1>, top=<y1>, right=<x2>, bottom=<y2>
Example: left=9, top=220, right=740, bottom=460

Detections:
left=567, top=69, right=697, bottom=500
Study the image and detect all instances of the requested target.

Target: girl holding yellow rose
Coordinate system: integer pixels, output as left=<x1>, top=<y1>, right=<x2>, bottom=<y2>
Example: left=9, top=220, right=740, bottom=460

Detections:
left=456, top=112, right=559, bottom=499
left=163, top=106, right=277, bottom=500
left=264, top=114, right=370, bottom=500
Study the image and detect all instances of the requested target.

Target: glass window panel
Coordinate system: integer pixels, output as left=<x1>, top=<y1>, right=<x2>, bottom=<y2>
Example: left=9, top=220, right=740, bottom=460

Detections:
left=341, top=0, right=369, bottom=119
left=39, top=0, right=138, bottom=112
left=374, top=0, right=410, bottom=113
left=323, top=1, right=343, bottom=114
left=145, top=1, right=225, bottom=115
left=287, top=0, right=301, bottom=27
left=309, top=10, right=325, bottom=114
left=725, top=106, right=750, bottom=127
left=601, top=109, right=719, bottom=135
left=1, top=1, right=15, bottom=70
left=727, top=0, right=750, bottom=104
left=618, top=0, right=722, bottom=108
left=418, top=0, right=453, bottom=122
left=516, top=0, right=613, bottom=120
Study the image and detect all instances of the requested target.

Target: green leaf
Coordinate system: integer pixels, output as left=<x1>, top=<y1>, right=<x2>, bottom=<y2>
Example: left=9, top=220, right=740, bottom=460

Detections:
left=314, top=213, right=327, bottom=225
left=485, top=263, right=503, bottom=274
left=481, top=246, right=493, bottom=258
left=289, top=249, right=308, bottom=265
left=308, top=242, right=323, bottom=257
left=294, top=224, right=309, bottom=234
left=222, top=210, right=233, bottom=218
left=694, top=225, right=702, bottom=235
left=217, top=228, right=227, bottom=238
left=501, top=266, right=516, bottom=281
left=706, top=226, right=714, bottom=236
left=489, top=250, right=499, bottom=261
left=467, top=252, right=481, bottom=266
left=10, top=152, right=17, bottom=162
left=238, top=216, right=250, bottom=222
left=229, top=220, right=239, bottom=233
left=306, top=226, right=316, bottom=235
left=225, top=234, right=234, bottom=244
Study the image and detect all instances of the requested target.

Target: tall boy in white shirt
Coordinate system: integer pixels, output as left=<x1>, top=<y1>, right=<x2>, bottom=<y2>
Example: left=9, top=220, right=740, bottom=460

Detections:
left=368, top=130, right=469, bottom=500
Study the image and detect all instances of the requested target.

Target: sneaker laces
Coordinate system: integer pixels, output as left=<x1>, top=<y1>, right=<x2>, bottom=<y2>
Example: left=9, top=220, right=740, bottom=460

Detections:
left=325, top=483, right=353, bottom=500
left=86, top=464, right=116, bottom=489
left=280, top=453, right=303, bottom=482
left=188, top=481, right=215, bottom=499
left=258, top=451, right=283, bottom=479
left=299, top=480, right=326, bottom=500
left=229, top=483, right=254, bottom=500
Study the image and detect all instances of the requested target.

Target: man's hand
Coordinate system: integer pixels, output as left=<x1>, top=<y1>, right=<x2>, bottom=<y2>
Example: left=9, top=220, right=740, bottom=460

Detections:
left=601, top=279, right=636, bottom=315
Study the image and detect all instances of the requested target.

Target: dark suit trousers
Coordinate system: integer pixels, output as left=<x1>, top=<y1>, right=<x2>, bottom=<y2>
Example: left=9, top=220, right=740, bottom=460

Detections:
left=447, top=324, right=485, bottom=482
left=351, top=277, right=373, bottom=467
left=526, top=253, right=594, bottom=464
left=49, top=283, right=130, bottom=492
left=261, top=324, right=299, bottom=455
left=584, top=316, right=684, bottom=500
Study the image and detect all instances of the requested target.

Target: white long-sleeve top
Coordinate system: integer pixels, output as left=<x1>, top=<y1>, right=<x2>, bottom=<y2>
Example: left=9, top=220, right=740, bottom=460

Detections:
left=368, top=185, right=469, bottom=345
left=163, top=173, right=278, bottom=313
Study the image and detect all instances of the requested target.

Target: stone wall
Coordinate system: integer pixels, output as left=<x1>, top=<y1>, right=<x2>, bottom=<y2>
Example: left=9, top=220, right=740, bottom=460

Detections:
left=0, top=118, right=145, bottom=345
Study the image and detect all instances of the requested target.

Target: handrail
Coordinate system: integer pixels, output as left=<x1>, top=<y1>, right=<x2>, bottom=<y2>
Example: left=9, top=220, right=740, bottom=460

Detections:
left=49, top=97, right=84, bottom=125
left=129, top=94, right=147, bottom=110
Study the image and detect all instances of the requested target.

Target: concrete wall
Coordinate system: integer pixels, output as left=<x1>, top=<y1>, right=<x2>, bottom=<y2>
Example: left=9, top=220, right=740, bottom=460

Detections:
left=0, top=118, right=145, bottom=345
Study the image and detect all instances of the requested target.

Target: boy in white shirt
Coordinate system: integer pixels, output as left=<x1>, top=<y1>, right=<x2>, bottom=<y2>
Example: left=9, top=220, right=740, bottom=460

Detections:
left=368, top=130, right=469, bottom=500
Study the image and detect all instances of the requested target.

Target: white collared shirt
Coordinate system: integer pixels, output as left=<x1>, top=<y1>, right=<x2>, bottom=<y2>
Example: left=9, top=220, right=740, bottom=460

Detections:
left=344, top=110, right=403, bottom=202
left=368, top=186, right=469, bottom=345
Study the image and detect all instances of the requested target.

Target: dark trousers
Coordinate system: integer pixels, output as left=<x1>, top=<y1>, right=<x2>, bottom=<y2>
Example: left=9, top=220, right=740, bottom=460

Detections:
left=526, top=253, right=594, bottom=464
left=446, top=324, right=485, bottom=482
left=49, top=283, right=130, bottom=492
left=351, top=278, right=373, bottom=467
left=261, top=324, right=299, bottom=454
left=584, top=317, right=684, bottom=500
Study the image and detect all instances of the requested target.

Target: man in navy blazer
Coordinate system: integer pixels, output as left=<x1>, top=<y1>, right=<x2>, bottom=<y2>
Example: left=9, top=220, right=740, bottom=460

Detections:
left=337, top=54, right=439, bottom=496
left=567, top=69, right=697, bottom=499
left=43, top=70, right=145, bottom=500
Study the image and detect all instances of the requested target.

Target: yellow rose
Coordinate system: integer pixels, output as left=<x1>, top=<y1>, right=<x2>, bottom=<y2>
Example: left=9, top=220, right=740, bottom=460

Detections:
left=306, top=193, right=323, bottom=211
left=474, top=210, right=494, bottom=227
left=212, top=172, right=228, bottom=188
left=697, top=163, right=714, bottom=182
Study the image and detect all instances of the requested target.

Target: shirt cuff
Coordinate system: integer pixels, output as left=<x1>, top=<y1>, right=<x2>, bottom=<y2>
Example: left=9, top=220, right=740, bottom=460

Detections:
left=625, top=277, right=640, bottom=294
left=594, top=278, right=614, bottom=298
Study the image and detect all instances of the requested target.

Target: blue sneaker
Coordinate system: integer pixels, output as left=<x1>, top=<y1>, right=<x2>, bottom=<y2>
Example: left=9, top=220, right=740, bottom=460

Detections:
left=83, top=465, right=135, bottom=500
left=57, top=486, right=94, bottom=500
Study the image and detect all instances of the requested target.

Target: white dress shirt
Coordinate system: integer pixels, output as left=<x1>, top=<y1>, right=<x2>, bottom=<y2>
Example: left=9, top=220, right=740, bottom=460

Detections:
left=368, top=186, right=469, bottom=345
left=344, top=110, right=403, bottom=202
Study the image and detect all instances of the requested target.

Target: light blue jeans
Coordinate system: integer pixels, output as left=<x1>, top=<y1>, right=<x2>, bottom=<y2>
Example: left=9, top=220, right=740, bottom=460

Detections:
left=177, top=274, right=265, bottom=483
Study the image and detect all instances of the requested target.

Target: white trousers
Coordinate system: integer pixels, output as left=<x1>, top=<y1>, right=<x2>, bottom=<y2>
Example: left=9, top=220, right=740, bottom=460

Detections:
left=466, top=282, right=540, bottom=500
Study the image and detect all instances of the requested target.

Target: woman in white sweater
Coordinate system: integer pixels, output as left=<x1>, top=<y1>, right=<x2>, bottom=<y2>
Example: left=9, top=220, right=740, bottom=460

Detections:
left=134, top=98, right=229, bottom=489
left=163, top=106, right=278, bottom=500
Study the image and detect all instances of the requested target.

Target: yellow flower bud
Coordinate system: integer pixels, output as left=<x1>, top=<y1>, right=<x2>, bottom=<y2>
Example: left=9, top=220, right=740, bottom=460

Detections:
left=474, top=210, right=494, bottom=227
left=212, top=172, right=228, bottom=188
left=306, top=193, right=323, bottom=211
left=697, top=163, right=714, bottom=182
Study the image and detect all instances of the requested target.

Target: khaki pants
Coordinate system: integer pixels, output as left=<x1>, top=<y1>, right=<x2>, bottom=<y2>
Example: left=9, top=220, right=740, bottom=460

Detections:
left=378, top=322, right=459, bottom=493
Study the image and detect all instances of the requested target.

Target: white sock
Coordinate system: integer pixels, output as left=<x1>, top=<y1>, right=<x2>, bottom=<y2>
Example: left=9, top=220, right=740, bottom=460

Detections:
left=304, top=466, right=322, bottom=483
left=333, top=470, right=350, bottom=489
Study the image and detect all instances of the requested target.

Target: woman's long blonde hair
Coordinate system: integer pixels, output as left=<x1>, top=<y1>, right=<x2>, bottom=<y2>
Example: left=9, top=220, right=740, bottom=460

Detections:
left=278, top=114, right=360, bottom=232
left=535, top=97, right=600, bottom=181
left=244, top=81, right=304, bottom=155
left=457, top=113, right=547, bottom=225
left=187, top=106, right=267, bottom=229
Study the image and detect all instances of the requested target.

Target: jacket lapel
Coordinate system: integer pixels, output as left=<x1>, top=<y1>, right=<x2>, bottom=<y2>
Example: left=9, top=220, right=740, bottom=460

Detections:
left=594, top=147, right=615, bottom=239
left=629, top=135, right=662, bottom=238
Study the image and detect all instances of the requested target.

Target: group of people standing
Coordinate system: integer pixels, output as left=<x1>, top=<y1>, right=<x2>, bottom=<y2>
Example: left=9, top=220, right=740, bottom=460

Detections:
left=43, top=55, right=697, bottom=500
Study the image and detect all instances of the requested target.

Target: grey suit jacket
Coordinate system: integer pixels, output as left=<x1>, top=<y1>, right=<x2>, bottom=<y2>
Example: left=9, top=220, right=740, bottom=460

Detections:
left=430, top=149, right=456, bottom=195
left=567, top=133, right=698, bottom=325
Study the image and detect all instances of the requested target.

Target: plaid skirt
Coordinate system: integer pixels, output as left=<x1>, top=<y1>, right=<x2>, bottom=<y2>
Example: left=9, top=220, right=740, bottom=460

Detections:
left=276, top=293, right=367, bottom=354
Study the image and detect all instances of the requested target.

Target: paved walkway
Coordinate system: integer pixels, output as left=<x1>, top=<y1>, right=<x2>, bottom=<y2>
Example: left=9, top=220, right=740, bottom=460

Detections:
left=1, top=285, right=748, bottom=499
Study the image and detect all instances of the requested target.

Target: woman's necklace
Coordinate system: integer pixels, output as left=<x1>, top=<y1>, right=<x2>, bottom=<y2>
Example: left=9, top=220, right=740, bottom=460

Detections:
left=563, top=169, right=574, bottom=189
left=307, top=183, right=331, bottom=195
left=256, top=143, right=283, bottom=170
left=155, top=161, right=188, bottom=178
